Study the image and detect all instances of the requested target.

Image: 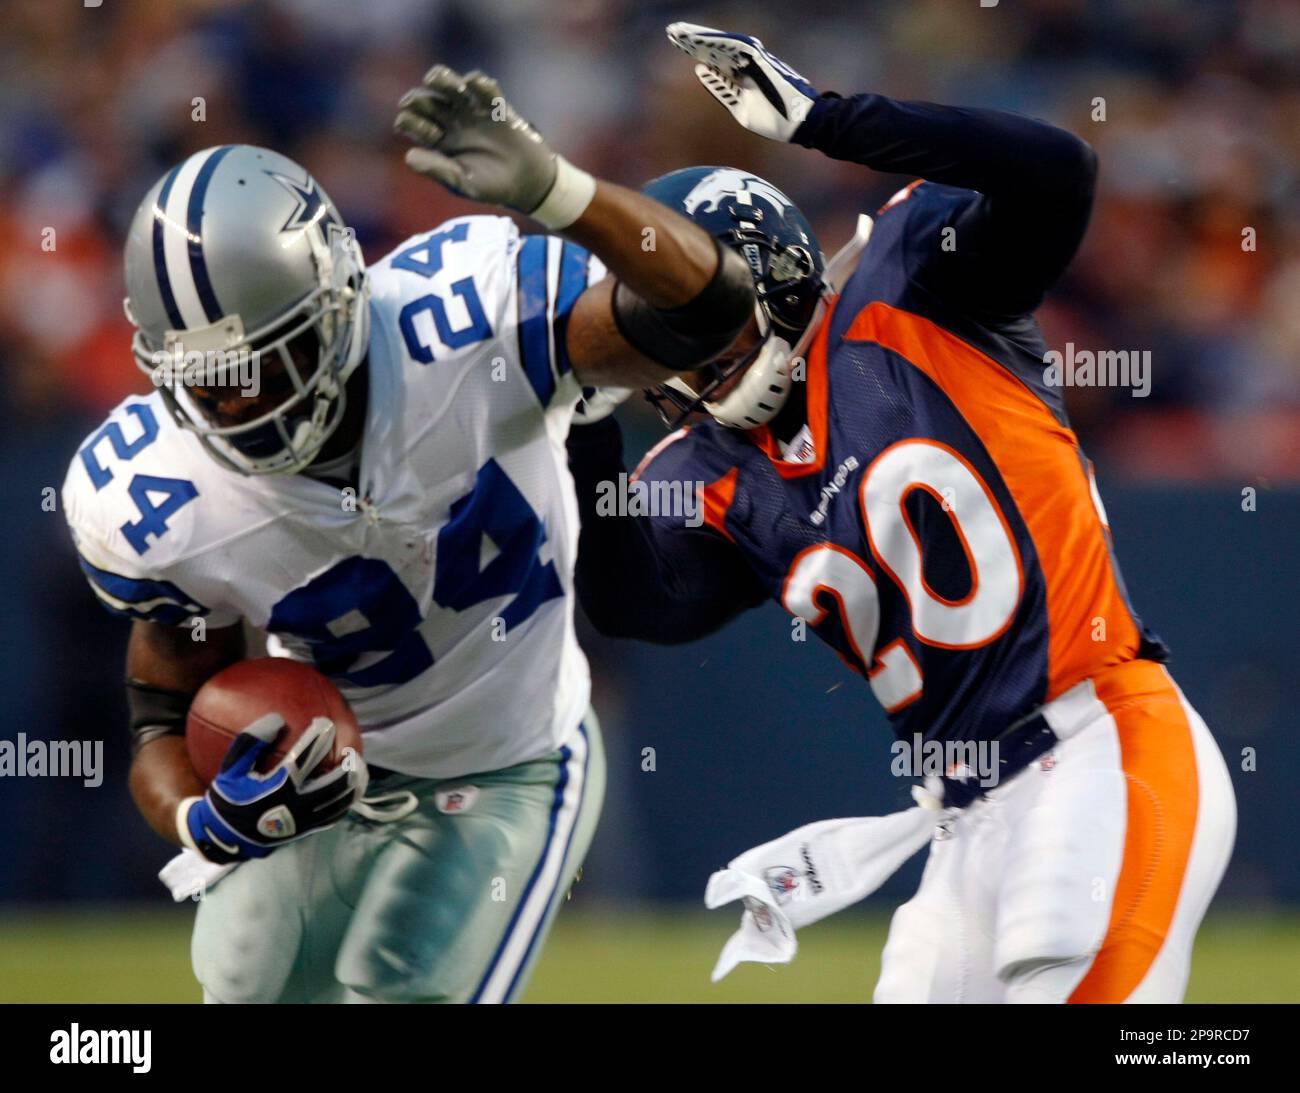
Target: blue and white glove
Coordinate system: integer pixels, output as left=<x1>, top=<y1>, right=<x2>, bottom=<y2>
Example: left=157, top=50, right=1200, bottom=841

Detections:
left=666, top=22, right=821, bottom=142
left=178, top=713, right=367, bottom=865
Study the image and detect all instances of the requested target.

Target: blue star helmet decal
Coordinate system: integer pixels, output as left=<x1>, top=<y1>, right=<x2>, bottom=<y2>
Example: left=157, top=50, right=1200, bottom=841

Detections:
left=264, top=169, right=339, bottom=235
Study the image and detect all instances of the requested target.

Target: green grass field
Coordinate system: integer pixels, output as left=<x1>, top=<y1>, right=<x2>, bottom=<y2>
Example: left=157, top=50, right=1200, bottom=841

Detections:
left=1, top=906, right=1296, bottom=1003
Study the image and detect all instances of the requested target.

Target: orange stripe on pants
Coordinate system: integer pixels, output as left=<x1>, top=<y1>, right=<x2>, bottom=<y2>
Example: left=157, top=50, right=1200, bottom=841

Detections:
left=1069, top=660, right=1200, bottom=1003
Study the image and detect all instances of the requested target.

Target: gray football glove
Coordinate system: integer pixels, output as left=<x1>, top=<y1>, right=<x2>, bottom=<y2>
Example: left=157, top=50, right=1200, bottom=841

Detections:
left=395, top=65, right=595, bottom=229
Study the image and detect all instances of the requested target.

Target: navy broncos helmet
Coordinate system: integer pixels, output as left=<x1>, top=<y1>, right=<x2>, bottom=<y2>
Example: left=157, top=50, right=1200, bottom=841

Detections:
left=641, top=165, right=827, bottom=429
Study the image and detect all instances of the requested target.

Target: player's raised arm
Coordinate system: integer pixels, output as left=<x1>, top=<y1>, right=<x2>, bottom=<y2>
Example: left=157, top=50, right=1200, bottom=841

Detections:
left=393, top=65, right=756, bottom=387
left=667, top=22, right=1098, bottom=315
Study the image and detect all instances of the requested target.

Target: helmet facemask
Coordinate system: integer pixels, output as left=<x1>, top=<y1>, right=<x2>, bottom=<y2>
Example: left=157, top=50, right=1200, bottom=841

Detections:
left=133, top=223, right=369, bottom=476
left=646, top=230, right=827, bottom=431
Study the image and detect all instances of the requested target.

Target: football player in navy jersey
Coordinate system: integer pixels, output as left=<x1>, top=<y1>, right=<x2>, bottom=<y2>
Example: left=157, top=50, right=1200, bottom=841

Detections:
left=567, top=24, right=1236, bottom=1003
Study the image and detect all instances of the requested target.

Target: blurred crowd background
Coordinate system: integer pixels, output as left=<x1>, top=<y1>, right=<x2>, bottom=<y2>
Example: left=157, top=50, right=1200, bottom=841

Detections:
left=0, top=0, right=1296, bottom=914
left=4, top=0, right=1298, bottom=477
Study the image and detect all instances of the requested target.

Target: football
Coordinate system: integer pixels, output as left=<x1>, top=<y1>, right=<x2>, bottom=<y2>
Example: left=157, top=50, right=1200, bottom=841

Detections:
left=186, top=658, right=363, bottom=786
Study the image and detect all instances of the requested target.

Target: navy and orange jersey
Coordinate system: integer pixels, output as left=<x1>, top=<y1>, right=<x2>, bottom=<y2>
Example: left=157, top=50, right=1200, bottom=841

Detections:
left=567, top=93, right=1167, bottom=750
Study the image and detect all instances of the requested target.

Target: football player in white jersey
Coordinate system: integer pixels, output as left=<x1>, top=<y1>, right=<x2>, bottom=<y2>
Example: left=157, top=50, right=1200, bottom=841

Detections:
left=61, top=65, right=757, bottom=1003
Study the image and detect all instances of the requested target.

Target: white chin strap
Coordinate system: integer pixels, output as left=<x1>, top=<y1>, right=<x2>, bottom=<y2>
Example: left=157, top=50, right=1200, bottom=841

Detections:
left=692, top=295, right=826, bottom=429
left=704, top=327, right=794, bottom=429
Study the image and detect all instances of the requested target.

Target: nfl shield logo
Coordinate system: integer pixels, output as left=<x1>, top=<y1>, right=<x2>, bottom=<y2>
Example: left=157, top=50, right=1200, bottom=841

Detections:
left=257, top=805, right=296, bottom=839
left=763, top=866, right=802, bottom=904
left=435, top=785, right=480, bottom=814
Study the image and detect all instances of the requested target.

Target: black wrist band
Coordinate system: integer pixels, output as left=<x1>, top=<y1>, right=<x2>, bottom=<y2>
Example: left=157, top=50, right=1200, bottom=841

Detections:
left=126, top=678, right=193, bottom=755
left=610, top=238, right=754, bottom=372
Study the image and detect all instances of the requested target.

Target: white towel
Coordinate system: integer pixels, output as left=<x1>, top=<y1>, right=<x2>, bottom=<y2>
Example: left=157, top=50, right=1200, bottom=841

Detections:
left=704, top=786, right=946, bottom=981
left=158, top=849, right=237, bottom=903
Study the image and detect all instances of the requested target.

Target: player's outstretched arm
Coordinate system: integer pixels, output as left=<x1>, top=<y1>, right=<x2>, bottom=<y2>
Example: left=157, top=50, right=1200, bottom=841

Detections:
left=394, top=65, right=755, bottom=387
left=567, top=417, right=768, bottom=642
left=557, top=181, right=753, bottom=388
left=668, top=22, right=1098, bottom=315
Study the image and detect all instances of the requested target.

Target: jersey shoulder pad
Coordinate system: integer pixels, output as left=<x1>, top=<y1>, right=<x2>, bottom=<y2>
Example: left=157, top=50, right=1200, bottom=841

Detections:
left=841, top=181, right=979, bottom=318
left=628, top=425, right=750, bottom=541
left=371, top=214, right=519, bottom=275
left=631, top=423, right=740, bottom=484
left=876, top=178, right=972, bottom=222
left=62, top=393, right=239, bottom=625
left=369, top=215, right=604, bottom=411
left=507, top=230, right=606, bottom=411
left=366, top=215, right=517, bottom=381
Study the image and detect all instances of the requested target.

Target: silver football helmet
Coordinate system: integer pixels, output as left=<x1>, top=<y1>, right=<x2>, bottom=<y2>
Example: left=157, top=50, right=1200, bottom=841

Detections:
left=123, top=145, right=369, bottom=475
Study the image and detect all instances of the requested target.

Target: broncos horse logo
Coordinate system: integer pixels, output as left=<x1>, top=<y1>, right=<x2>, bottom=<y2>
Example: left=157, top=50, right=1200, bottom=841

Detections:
left=682, top=168, right=793, bottom=219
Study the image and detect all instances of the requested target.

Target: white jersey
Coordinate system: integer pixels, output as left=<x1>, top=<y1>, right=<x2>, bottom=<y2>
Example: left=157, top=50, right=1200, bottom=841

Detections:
left=63, top=215, right=606, bottom=779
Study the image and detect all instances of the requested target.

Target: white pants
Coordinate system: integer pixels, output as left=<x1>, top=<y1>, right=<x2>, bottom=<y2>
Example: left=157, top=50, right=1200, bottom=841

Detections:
left=875, top=660, right=1237, bottom=1004
left=194, top=717, right=604, bottom=1004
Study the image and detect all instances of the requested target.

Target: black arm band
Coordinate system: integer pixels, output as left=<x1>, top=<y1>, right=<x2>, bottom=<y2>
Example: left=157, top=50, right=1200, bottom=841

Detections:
left=610, top=238, right=755, bottom=371
left=126, top=678, right=193, bottom=755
